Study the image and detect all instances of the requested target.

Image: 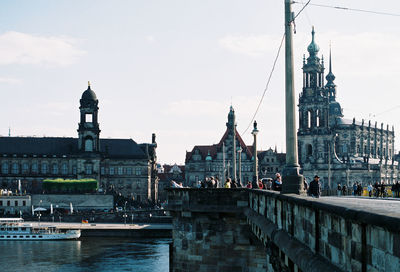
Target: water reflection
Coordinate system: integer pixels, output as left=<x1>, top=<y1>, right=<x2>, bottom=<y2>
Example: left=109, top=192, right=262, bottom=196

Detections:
left=0, top=238, right=170, bottom=272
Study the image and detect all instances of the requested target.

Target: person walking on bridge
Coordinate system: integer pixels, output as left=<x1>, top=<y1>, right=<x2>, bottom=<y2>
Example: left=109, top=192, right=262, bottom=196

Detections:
left=309, top=175, right=321, bottom=198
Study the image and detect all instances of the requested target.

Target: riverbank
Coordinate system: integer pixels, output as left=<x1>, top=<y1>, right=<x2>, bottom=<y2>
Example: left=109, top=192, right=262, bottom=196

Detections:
left=26, top=221, right=172, bottom=238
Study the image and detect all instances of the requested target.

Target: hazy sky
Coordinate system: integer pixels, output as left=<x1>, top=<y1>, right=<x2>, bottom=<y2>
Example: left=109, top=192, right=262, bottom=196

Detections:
left=1, top=1, right=400, bottom=164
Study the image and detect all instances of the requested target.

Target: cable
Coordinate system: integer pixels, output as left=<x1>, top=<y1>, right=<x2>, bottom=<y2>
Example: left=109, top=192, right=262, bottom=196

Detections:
left=292, top=0, right=311, bottom=22
left=241, top=33, right=285, bottom=135
left=293, top=2, right=400, bottom=17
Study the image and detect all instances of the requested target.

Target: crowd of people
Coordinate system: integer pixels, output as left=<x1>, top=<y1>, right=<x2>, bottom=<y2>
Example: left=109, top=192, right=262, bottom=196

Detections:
left=170, top=174, right=400, bottom=200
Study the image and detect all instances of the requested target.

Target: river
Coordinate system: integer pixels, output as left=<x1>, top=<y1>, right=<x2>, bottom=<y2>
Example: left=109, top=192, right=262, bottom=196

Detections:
left=0, top=237, right=170, bottom=272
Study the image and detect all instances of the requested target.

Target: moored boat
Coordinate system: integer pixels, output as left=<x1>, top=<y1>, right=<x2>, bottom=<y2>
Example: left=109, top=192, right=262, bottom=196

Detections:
left=0, top=218, right=80, bottom=240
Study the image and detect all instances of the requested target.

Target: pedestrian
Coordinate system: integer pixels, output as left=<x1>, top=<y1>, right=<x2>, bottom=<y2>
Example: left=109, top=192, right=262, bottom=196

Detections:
left=396, top=181, right=400, bottom=198
left=266, top=179, right=272, bottom=190
left=231, top=180, right=238, bottom=188
left=357, top=182, right=363, bottom=196
left=210, top=177, right=216, bottom=188
left=342, top=184, right=347, bottom=196
left=392, top=183, right=396, bottom=198
left=367, top=183, right=373, bottom=197
left=303, top=178, right=309, bottom=192
left=353, top=182, right=357, bottom=196
left=373, top=182, right=379, bottom=197
left=272, top=173, right=282, bottom=191
left=224, top=178, right=232, bottom=188
left=337, top=183, right=342, bottom=197
left=246, top=181, right=252, bottom=189
left=258, top=179, right=264, bottom=189
left=309, top=175, right=322, bottom=198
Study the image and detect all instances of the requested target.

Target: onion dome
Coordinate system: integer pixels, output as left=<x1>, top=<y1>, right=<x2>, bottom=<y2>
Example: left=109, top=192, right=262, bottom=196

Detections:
left=307, top=26, right=320, bottom=56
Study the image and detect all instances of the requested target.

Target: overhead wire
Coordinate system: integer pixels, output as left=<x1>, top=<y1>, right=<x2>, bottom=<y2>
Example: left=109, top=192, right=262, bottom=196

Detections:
left=293, top=2, right=400, bottom=17
left=240, top=0, right=311, bottom=135
left=240, top=33, right=285, bottom=135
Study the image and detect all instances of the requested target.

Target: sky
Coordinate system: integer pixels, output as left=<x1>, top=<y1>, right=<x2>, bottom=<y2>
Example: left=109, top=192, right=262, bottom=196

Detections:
left=1, top=0, right=400, bottom=164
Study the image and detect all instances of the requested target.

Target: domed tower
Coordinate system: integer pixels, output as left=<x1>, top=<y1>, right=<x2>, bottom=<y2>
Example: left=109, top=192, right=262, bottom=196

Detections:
left=78, top=82, right=101, bottom=152
left=298, top=27, right=328, bottom=134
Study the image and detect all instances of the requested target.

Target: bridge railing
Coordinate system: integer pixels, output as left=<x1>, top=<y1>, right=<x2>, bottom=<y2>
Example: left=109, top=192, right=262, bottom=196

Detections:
left=166, top=188, right=249, bottom=213
left=247, top=190, right=400, bottom=272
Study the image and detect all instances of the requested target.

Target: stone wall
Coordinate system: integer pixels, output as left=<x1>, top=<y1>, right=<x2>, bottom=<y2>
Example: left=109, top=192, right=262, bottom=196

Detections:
left=167, top=188, right=267, bottom=272
left=31, top=194, right=114, bottom=210
left=248, top=190, right=400, bottom=272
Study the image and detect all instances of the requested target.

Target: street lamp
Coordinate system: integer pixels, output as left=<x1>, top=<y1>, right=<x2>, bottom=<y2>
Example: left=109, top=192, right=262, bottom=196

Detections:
left=237, top=146, right=243, bottom=186
left=251, top=121, right=259, bottom=189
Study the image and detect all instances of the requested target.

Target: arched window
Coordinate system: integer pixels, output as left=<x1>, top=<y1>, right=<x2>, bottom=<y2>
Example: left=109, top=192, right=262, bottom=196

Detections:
left=32, top=163, right=38, bottom=173
left=2, top=162, right=9, bottom=174
left=52, top=164, right=58, bottom=175
left=85, top=138, right=93, bottom=152
left=306, top=144, right=313, bottom=157
left=307, top=110, right=312, bottom=128
left=22, top=163, right=29, bottom=174
left=41, top=163, right=48, bottom=174
left=61, top=163, right=68, bottom=175
left=11, top=163, right=19, bottom=174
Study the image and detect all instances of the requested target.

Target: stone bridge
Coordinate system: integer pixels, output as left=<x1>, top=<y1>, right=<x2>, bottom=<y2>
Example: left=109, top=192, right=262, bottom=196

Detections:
left=166, top=188, right=400, bottom=272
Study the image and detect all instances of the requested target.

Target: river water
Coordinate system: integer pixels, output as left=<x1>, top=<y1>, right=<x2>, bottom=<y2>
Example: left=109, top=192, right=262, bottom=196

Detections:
left=0, top=238, right=170, bottom=272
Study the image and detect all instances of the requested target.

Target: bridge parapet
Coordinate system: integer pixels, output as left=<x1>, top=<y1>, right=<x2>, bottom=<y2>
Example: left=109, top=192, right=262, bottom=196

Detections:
left=166, top=188, right=266, bottom=272
left=248, top=190, right=400, bottom=272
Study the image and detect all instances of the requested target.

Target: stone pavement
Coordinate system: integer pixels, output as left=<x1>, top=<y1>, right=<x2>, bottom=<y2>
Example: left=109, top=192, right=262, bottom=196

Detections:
left=316, top=196, right=400, bottom=218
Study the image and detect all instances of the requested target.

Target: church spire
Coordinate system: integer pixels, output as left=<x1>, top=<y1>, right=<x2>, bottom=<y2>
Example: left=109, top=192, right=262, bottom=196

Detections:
left=325, top=44, right=336, bottom=88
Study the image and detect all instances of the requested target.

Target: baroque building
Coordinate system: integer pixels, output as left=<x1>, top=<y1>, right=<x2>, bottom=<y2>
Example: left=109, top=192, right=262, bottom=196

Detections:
left=185, top=107, right=286, bottom=186
left=298, top=28, right=398, bottom=187
left=0, top=83, right=158, bottom=203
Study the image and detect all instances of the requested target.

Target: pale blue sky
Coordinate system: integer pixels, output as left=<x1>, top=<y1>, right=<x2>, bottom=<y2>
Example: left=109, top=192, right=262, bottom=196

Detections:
left=1, top=1, right=400, bottom=164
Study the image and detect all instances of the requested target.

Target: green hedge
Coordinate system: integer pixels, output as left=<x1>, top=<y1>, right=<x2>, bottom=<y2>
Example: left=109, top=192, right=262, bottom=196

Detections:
left=43, top=179, right=98, bottom=193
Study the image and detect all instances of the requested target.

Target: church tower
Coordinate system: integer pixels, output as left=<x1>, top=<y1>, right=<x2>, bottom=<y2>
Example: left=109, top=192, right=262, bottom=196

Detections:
left=78, top=82, right=101, bottom=152
left=298, top=27, right=329, bottom=134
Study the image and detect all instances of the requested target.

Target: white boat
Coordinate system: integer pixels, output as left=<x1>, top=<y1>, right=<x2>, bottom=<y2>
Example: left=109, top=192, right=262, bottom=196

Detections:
left=0, top=218, right=81, bottom=240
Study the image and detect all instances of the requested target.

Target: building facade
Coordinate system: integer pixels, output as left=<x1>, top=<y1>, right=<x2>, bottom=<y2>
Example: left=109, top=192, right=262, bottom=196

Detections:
left=297, top=28, right=399, bottom=187
left=185, top=107, right=286, bottom=186
left=0, top=84, right=158, bottom=203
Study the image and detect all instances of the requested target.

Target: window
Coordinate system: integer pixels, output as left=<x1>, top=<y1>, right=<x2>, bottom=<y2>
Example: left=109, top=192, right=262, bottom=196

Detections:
left=135, top=168, right=141, bottom=176
left=61, top=163, right=68, bottom=175
left=72, top=166, right=77, bottom=175
left=0, top=200, right=2, bottom=206
left=32, top=163, right=38, bottom=174
left=1, top=162, right=8, bottom=174
left=101, top=167, right=105, bottom=175
left=11, top=163, right=19, bottom=174
left=85, top=113, right=93, bottom=122
left=85, top=164, right=93, bottom=175
left=306, top=144, right=313, bottom=157
left=7, top=201, right=10, bottom=206
left=85, top=138, right=93, bottom=152
left=271, top=158, right=274, bottom=163
left=118, top=167, right=123, bottom=175
left=41, top=163, right=48, bottom=174
left=15, top=201, right=18, bottom=206
left=127, top=167, right=132, bottom=175
left=52, top=164, right=59, bottom=175
left=22, top=201, right=26, bottom=206
left=22, top=163, right=29, bottom=174
left=109, top=167, right=115, bottom=175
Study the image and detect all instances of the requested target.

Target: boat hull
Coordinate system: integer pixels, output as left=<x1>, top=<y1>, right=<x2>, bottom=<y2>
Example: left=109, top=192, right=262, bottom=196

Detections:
left=0, top=230, right=81, bottom=240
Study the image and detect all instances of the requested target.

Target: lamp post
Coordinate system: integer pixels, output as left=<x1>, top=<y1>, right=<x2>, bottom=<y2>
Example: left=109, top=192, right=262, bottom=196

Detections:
left=251, top=121, right=259, bottom=189
left=282, top=0, right=305, bottom=194
left=237, top=146, right=243, bottom=186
